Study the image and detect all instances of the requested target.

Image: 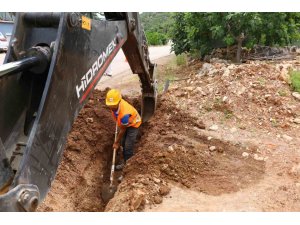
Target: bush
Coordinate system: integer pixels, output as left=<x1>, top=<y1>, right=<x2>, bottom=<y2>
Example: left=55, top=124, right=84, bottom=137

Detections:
left=176, top=53, right=187, bottom=66
left=145, top=32, right=168, bottom=46
left=290, top=70, right=300, bottom=93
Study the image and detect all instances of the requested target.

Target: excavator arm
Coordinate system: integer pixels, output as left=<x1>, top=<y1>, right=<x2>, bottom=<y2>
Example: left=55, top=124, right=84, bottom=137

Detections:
left=0, top=12, right=157, bottom=211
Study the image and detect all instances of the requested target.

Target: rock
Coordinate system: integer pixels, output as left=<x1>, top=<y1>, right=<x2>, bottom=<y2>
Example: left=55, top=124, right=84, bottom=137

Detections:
left=208, top=87, right=214, bottom=93
left=184, top=86, right=194, bottom=92
left=289, top=164, right=300, bottom=177
left=222, top=96, right=228, bottom=102
left=85, top=117, right=94, bottom=123
left=159, top=185, right=171, bottom=196
left=181, top=146, right=188, bottom=154
left=248, top=92, right=253, bottom=99
left=209, top=146, right=217, bottom=151
left=292, top=92, right=300, bottom=101
left=207, top=136, right=213, bottom=141
left=153, top=195, right=163, bottom=204
left=140, top=178, right=149, bottom=186
left=230, top=127, right=238, bottom=133
left=197, top=63, right=214, bottom=77
left=253, top=154, right=264, bottom=161
left=282, top=134, right=293, bottom=142
left=242, top=152, right=249, bottom=158
left=209, top=125, right=219, bottom=131
left=161, top=164, right=169, bottom=171
left=153, top=177, right=161, bottom=184
left=277, top=64, right=292, bottom=83
left=293, top=118, right=300, bottom=124
left=264, top=94, right=272, bottom=99
left=168, top=146, right=174, bottom=152
left=222, top=68, right=230, bottom=77
left=210, top=58, right=228, bottom=64
left=130, top=190, right=145, bottom=210
left=195, top=87, right=207, bottom=96
left=237, top=86, right=246, bottom=96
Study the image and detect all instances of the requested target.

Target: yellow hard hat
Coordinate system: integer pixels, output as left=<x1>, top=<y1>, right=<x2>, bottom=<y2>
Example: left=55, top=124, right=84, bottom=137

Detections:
left=106, top=89, right=122, bottom=106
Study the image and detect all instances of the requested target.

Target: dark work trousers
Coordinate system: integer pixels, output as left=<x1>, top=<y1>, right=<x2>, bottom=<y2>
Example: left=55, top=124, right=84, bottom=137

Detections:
left=121, top=126, right=139, bottom=161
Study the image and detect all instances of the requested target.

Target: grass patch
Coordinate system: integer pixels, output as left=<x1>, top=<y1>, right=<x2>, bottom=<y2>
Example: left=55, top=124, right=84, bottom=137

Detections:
left=270, top=118, right=278, bottom=127
left=224, top=109, right=234, bottom=119
left=278, top=89, right=287, bottom=97
left=176, top=53, right=187, bottom=66
left=290, top=70, right=300, bottom=93
left=258, top=77, right=266, bottom=86
left=156, top=55, right=178, bottom=93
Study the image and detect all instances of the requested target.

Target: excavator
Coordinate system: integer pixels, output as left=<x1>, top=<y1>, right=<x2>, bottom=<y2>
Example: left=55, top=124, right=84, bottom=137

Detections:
left=0, top=12, right=157, bottom=211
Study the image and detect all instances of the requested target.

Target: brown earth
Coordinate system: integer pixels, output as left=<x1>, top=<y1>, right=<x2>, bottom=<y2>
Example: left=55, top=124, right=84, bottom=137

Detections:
left=38, top=90, right=116, bottom=211
left=39, top=55, right=300, bottom=212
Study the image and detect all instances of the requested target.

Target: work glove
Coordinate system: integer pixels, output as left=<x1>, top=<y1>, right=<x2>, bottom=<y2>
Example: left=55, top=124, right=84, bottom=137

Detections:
left=113, top=142, right=120, bottom=150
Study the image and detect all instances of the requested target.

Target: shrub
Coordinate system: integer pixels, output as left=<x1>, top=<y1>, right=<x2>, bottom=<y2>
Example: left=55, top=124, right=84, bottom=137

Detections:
left=290, top=71, right=300, bottom=93
left=145, top=32, right=168, bottom=46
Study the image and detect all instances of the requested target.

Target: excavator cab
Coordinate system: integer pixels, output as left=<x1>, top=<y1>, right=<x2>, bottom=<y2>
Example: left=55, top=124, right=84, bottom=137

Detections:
left=0, top=12, right=157, bottom=211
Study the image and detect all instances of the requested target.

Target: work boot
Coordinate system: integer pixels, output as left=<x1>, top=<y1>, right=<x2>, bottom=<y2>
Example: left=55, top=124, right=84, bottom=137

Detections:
left=115, top=162, right=124, bottom=171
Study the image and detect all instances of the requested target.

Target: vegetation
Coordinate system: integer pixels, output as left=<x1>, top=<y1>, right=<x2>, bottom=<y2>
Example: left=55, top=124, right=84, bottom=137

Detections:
left=170, top=13, right=300, bottom=62
left=140, top=12, right=174, bottom=46
left=290, top=71, right=300, bottom=93
left=145, top=31, right=168, bottom=45
left=0, top=12, right=15, bottom=21
left=175, top=53, right=187, bottom=66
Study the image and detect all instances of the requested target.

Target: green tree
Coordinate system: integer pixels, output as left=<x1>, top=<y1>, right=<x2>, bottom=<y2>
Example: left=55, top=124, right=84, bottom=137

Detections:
left=145, top=31, right=167, bottom=45
left=140, top=12, right=174, bottom=46
left=171, top=13, right=300, bottom=62
left=170, top=13, right=190, bottom=54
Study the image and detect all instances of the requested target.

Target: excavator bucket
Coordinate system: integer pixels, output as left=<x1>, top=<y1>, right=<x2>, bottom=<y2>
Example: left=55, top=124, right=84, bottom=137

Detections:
left=0, top=12, right=157, bottom=211
left=141, top=63, right=157, bottom=122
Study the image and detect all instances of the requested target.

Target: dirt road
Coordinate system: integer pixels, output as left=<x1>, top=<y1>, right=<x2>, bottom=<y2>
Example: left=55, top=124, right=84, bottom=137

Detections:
left=0, top=53, right=5, bottom=64
left=106, top=44, right=172, bottom=76
left=95, top=45, right=172, bottom=94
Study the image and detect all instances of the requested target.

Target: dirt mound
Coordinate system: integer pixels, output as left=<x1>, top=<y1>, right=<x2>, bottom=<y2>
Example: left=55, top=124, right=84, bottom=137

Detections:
left=38, top=90, right=115, bottom=211
left=105, top=97, right=266, bottom=211
left=170, top=59, right=300, bottom=134
left=105, top=58, right=300, bottom=212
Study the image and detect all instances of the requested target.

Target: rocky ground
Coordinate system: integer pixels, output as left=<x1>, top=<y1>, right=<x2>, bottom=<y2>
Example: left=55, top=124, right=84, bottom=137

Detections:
left=39, top=55, right=300, bottom=212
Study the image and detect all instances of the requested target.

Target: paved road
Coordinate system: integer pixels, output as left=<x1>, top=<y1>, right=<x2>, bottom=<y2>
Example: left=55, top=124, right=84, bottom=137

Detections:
left=105, top=44, right=172, bottom=76
left=97, top=45, right=172, bottom=87
left=1, top=45, right=172, bottom=70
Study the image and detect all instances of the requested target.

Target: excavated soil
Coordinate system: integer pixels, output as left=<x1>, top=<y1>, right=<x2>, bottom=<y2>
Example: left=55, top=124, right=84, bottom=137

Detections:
left=105, top=98, right=266, bottom=211
left=39, top=56, right=300, bottom=212
left=38, top=90, right=116, bottom=211
left=38, top=90, right=142, bottom=212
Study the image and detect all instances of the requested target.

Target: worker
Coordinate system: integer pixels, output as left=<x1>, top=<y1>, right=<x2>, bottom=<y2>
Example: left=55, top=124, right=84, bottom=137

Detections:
left=105, top=89, right=142, bottom=171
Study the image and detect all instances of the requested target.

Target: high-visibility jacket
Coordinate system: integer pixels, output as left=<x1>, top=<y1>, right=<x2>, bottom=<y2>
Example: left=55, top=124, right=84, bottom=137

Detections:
left=111, top=99, right=142, bottom=128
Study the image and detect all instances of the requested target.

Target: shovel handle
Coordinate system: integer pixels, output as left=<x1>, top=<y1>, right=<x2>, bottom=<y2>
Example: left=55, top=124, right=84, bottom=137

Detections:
left=110, top=122, right=118, bottom=187
left=110, top=147, right=117, bottom=187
